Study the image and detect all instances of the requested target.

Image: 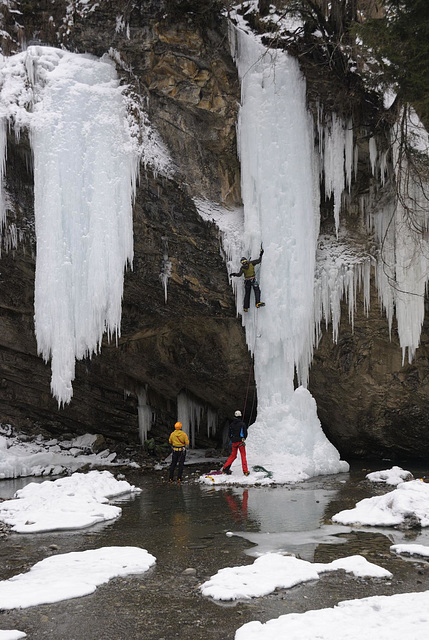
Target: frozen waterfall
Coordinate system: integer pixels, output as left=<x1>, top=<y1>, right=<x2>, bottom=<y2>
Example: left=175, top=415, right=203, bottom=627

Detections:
left=229, top=26, right=349, bottom=481
left=0, top=47, right=139, bottom=405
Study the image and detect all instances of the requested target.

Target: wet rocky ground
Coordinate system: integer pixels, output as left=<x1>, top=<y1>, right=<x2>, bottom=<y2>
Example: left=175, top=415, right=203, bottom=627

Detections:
left=1, top=464, right=429, bottom=639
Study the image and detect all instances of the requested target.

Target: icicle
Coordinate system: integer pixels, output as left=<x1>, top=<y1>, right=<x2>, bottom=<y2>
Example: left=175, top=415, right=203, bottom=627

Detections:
left=353, top=143, right=359, bottom=181
left=207, top=407, right=218, bottom=438
left=369, top=136, right=378, bottom=176
left=365, top=108, right=429, bottom=361
left=177, top=391, right=203, bottom=449
left=0, top=116, right=6, bottom=229
left=194, top=198, right=245, bottom=317
left=323, top=113, right=346, bottom=234
left=315, top=233, right=373, bottom=350
left=317, top=102, right=325, bottom=159
left=390, top=112, right=429, bottom=361
left=137, top=387, right=153, bottom=443
left=0, top=45, right=170, bottom=406
left=379, top=150, right=389, bottom=186
left=345, top=118, right=353, bottom=191
left=159, top=236, right=172, bottom=303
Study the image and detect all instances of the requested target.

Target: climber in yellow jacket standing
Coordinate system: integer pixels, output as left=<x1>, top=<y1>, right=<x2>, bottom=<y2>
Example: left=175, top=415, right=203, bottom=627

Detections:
left=168, top=421, right=190, bottom=484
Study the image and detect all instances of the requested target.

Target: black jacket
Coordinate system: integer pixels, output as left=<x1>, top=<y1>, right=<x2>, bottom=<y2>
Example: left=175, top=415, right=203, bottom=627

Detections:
left=229, top=417, right=247, bottom=443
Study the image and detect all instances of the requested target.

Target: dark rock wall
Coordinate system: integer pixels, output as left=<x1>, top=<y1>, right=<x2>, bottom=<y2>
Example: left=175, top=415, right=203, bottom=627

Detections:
left=0, top=0, right=253, bottom=448
left=310, top=287, right=429, bottom=463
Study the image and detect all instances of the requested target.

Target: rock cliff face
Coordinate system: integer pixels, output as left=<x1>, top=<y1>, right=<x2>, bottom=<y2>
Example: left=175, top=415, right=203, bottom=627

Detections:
left=310, top=290, right=429, bottom=462
left=0, top=0, right=251, bottom=448
left=0, top=1, right=428, bottom=461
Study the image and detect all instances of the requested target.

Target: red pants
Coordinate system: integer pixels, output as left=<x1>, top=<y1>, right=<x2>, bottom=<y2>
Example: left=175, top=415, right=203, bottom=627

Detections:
left=224, top=442, right=248, bottom=474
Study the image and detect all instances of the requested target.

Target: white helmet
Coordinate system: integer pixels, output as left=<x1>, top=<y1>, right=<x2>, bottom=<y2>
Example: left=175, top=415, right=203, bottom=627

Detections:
left=234, top=410, right=242, bottom=417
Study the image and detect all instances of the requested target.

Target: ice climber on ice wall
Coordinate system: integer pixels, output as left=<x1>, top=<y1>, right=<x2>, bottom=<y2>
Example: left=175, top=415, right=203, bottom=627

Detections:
left=230, top=247, right=265, bottom=311
left=199, top=21, right=350, bottom=484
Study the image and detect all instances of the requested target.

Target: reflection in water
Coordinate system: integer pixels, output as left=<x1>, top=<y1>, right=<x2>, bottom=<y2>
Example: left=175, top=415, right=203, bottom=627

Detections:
left=224, top=489, right=248, bottom=526
left=0, top=476, right=50, bottom=500
left=217, top=482, right=345, bottom=560
left=245, top=485, right=337, bottom=531
left=171, top=511, right=191, bottom=558
left=218, top=476, right=429, bottom=561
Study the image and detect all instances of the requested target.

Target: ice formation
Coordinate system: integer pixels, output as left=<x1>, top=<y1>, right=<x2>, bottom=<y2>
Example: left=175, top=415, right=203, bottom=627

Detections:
left=0, top=46, right=139, bottom=405
left=227, top=21, right=429, bottom=481
left=369, top=110, right=429, bottom=363
left=176, top=390, right=219, bottom=445
left=159, top=235, right=172, bottom=303
left=229, top=25, right=349, bottom=481
left=196, top=20, right=429, bottom=479
left=313, top=106, right=429, bottom=363
left=137, top=387, right=154, bottom=443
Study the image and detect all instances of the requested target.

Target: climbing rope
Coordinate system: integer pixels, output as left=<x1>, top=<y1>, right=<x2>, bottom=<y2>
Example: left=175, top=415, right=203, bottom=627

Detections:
left=242, top=292, right=260, bottom=419
left=242, top=248, right=263, bottom=420
left=252, top=465, right=273, bottom=479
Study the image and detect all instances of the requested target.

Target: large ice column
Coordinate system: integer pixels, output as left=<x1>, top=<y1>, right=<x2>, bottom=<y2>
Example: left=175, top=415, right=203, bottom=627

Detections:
left=230, top=26, right=348, bottom=481
left=27, top=47, right=138, bottom=405
left=0, top=46, right=172, bottom=406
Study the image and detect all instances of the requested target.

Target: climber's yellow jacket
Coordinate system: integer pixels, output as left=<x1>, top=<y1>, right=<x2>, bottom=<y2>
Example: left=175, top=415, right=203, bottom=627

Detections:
left=169, top=426, right=190, bottom=449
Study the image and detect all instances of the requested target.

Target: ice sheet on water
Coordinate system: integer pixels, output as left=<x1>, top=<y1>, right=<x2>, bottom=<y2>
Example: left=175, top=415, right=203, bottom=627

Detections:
left=200, top=552, right=391, bottom=601
left=0, top=546, right=155, bottom=609
left=0, top=469, right=141, bottom=533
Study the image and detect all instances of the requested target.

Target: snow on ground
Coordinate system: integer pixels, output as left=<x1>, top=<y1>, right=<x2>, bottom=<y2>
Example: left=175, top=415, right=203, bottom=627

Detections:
left=234, top=590, right=429, bottom=640
left=200, top=552, right=391, bottom=601
left=0, top=470, right=141, bottom=533
left=366, top=466, right=413, bottom=486
left=0, top=546, right=155, bottom=610
left=199, top=468, right=273, bottom=486
left=0, top=424, right=138, bottom=479
left=332, top=479, right=429, bottom=527
left=390, top=544, right=429, bottom=559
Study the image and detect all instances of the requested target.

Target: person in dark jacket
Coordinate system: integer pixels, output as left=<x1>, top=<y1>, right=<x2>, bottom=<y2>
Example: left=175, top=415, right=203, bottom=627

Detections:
left=230, top=248, right=265, bottom=312
left=222, top=410, right=249, bottom=476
